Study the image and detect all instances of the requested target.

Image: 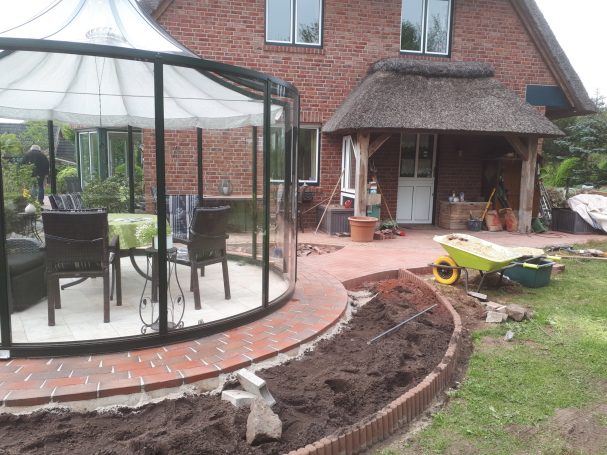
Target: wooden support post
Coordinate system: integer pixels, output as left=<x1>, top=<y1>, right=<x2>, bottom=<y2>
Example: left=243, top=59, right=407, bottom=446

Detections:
left=518, top=137, right=538, bottom=233
left=355, top=132, right=370, bottom=217
left=369, top=133, right=391, bottom=158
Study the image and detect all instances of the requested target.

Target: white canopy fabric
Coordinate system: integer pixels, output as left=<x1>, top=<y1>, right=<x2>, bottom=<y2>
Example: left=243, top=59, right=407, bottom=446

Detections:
left=0, top=0, right=274, bottom=129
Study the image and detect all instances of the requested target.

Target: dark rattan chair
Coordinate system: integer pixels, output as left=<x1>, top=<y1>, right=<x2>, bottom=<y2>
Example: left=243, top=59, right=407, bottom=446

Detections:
left=41, top=209, right=122, bottom=326
left=6, top=238, right=46, bottom=312
left=185, top=206, right=231, bottom=310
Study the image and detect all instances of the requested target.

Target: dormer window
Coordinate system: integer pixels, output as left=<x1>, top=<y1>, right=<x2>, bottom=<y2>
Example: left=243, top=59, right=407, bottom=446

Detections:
left=401, top=0, right=452, bottom=55
left=266, top=0, right=323, bottom=47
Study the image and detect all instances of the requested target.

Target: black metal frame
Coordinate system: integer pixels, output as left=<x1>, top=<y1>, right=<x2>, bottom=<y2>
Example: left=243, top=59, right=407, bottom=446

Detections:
left=0, top=36, right=299, bottom=357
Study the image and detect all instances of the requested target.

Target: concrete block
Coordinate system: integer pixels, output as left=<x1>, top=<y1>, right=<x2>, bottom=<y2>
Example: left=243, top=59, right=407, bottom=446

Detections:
left=485, top=302, right=507, bottom=313
left=486, top=311, right=507, bottom=323
left=237, top=368, right=276, bottom=406
left=221, top=389, right=257, bottom=408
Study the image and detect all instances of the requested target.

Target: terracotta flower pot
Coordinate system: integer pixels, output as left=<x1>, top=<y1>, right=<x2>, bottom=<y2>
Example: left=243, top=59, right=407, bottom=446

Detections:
left=348, top=216, right=378, bottom=242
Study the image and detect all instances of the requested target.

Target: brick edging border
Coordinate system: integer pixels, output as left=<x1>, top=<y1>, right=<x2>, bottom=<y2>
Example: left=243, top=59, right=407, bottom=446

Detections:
left=285, top=269, right=463, bottom=455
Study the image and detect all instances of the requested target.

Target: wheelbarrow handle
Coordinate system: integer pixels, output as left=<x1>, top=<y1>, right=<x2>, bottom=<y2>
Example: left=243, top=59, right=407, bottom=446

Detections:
left=545, top=255, right=561, bottom=261
left=522, top=263, right=540, bottom=269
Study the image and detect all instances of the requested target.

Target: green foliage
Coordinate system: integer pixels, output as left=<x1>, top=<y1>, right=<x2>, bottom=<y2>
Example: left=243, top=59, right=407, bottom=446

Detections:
left=0, top=133, right=23, bottom=157
left=81, top=177, right=129, bottom=212
left=19, top=121, right=49, bottom=151
left=542, top=95, right=607, bottom=187
left=552, top=156, right=580, bottom=187
left=60, top=123, right=75, bottom=144
left=114, top=164, right=144, bottom=194
left=387, top=244, right=607, bottom=454
left=56, top=166, right=79, bottom=193
left=2, top=161, right=35, bottom=201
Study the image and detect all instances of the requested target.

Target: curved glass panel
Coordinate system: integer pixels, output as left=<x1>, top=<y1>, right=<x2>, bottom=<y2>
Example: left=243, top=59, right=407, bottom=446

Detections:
left=0, top=47, right=297, bottom=354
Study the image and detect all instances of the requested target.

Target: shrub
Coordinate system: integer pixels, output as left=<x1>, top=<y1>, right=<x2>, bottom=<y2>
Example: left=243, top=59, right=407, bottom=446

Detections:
left=56, top=166, right=78, bottom=193
left=82, top=177, right=129, bottom=212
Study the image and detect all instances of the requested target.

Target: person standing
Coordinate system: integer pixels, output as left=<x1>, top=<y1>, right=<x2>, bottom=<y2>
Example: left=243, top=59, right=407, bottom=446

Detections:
left=21, top=145, right=50, bottom=204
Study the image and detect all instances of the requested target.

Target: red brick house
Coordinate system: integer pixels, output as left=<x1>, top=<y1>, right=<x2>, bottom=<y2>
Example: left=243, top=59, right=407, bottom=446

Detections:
left=142, top=0, right=594, bottom=233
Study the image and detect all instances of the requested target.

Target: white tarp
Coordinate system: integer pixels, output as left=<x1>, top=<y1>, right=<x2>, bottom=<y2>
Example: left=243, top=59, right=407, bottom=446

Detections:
left=0, top=0, right=275, bottom=129
left=568, top=194, right=607, bottom=233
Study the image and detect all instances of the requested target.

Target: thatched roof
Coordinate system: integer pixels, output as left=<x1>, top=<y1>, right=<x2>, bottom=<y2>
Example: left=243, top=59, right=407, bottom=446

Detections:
left=323, top=59, right=564, bottom=137
left=516, top=0, right=595, bottom=116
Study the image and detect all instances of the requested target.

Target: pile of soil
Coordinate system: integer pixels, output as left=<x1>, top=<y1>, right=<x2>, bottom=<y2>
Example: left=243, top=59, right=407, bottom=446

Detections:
left=0, top=278, right=455, bottom=455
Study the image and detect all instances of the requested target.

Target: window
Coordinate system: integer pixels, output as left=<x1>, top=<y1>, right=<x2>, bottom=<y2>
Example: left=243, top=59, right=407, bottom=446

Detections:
left=401, top=0, right=452, bottom=55
left=270, top=126, right=319, bottom=184
left=298, top=127, right=320, bottom=183
left=399, top=133, right=436, bottom=178
left=266, top=0, right=323, bottom=46
left=341, top=136, right=356, bottom=195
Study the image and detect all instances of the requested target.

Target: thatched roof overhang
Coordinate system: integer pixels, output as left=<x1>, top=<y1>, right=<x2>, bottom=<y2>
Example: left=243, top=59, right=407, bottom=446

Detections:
left=323, top=60, right=564, bottom=138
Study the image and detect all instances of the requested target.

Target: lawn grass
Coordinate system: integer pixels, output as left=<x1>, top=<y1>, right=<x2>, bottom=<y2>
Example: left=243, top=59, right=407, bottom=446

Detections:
left=377, top=242, right=607, bottom=455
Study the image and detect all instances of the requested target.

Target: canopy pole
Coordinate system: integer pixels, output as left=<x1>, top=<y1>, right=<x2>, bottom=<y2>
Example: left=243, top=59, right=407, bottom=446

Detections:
left=0, top=158, right=13, bottom=349
left=252, top=126, right=258, bottom=261
left=262, top=81, right=271, bottom=307
left=197, top=128, right=203, bottom=204
left=127, top=126, right=135, bottom=213
left=154, top=60, right=168, bottom=335
left=47, top=121, right=56, bottom=194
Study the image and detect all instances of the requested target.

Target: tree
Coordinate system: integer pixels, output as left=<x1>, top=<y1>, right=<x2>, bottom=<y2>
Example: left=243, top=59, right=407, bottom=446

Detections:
left=542, top=95, right=607, bottom=187
left=19, top=121, right=49, bottom=150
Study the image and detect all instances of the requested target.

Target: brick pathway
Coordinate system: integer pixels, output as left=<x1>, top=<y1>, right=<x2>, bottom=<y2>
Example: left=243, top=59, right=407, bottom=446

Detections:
left=0, top=263, right=347, bottom=408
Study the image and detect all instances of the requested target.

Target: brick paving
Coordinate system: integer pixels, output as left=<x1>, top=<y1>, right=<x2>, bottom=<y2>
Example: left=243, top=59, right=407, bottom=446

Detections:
left=0, top=228, right=603, bottom=408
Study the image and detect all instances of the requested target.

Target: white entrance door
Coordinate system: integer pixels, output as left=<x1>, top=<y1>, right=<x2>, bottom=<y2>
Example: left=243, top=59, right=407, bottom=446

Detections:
left=396, top=134, right=436, bottom=224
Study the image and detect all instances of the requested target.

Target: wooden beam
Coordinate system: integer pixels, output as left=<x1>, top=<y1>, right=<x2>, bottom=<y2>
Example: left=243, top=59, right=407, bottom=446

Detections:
left=505, top=135, right=530, bottom=161
left=354, top=132, right=370, bottom=217
left=369, top=133, right=392, bottom=158
left=518, top=137, right=539, bottom=233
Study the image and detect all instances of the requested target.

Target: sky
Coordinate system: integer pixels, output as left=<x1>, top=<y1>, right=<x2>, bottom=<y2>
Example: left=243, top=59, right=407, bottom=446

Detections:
left=535, top=0, right=606, bottom=99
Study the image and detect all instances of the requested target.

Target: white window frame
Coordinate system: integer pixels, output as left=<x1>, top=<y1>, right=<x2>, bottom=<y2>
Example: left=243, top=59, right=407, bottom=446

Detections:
left=298, top=126, right=320, bottom=184
left=400, top=0, right=452, bottom=56
left=266, top=0, right=323, bottom=47
left=341, top=135, right=356, bottom=195
left=398, top=133, right=437, bottom=179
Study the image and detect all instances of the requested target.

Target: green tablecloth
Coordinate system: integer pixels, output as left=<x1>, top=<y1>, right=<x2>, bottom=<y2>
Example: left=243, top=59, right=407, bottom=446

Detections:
left=108, top=213, right=166, bottom=250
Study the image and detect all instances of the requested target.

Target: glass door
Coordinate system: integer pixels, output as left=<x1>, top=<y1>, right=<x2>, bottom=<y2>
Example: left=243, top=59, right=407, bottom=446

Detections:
left=396, top=133, right=436, bottom=223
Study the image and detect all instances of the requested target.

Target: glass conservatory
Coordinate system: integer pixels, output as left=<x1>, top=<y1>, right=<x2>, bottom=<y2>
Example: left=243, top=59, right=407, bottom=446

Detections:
left=0, top=0, right=299, bottom=357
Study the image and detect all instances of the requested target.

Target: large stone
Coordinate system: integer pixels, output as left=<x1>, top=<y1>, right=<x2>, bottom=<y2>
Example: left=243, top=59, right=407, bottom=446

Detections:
left=246, top=399, right=282, bottom=445
left=486, top=311, right=507, bottom=323
left=506, top=304, right=527, bottom=322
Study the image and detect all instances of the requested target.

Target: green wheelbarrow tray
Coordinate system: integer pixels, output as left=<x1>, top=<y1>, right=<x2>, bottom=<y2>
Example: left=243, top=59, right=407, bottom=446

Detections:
left=433, top=233, right=523, bottom=272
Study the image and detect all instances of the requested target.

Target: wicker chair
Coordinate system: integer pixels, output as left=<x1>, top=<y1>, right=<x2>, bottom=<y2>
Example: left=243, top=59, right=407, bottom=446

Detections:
left=6, top=238, right=46, bottom=312
left=41, top=209, right=121, bottom=326
left=185, top=206, right=231, bottom=310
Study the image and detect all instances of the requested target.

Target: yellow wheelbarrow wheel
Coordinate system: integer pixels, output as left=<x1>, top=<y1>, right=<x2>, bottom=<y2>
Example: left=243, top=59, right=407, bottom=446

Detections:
left=432, top=255, right=460, bottom=285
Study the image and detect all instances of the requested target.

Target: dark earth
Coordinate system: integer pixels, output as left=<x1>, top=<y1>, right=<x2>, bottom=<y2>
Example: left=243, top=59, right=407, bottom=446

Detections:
left=0, top=278, right=462, bottom=455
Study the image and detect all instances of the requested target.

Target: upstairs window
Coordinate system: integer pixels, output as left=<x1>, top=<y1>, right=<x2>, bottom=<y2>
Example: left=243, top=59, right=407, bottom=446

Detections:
left=401, top=0, right=452, bottom=55
left=266, top=0, right=323, bottom=46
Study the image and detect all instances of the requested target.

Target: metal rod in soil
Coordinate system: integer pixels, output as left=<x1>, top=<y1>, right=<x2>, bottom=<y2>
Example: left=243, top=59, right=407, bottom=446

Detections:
left=367, top=304, right=438, bottom=345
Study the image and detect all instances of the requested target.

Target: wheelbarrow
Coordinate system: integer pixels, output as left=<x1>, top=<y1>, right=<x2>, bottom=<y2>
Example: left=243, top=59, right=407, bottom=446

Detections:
left=430, top=234, right=524, bottom=298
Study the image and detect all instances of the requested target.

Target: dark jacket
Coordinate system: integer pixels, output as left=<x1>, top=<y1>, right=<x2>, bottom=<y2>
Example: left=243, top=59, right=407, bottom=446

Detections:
left=22, top=149, right=50, bottom=177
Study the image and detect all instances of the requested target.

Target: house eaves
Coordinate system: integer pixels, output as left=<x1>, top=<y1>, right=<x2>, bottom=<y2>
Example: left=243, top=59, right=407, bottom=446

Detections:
left=512, top=0, right=596, bottom=118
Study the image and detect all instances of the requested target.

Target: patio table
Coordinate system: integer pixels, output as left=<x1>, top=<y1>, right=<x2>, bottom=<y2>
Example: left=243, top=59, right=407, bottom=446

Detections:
left=108, top=213, right=158, bottom=250
left=108, top=213, right=170, bottom=280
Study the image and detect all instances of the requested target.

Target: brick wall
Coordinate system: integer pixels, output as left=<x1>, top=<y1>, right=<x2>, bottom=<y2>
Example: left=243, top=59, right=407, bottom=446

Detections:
left=150, top=0, right=558, bottom=225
